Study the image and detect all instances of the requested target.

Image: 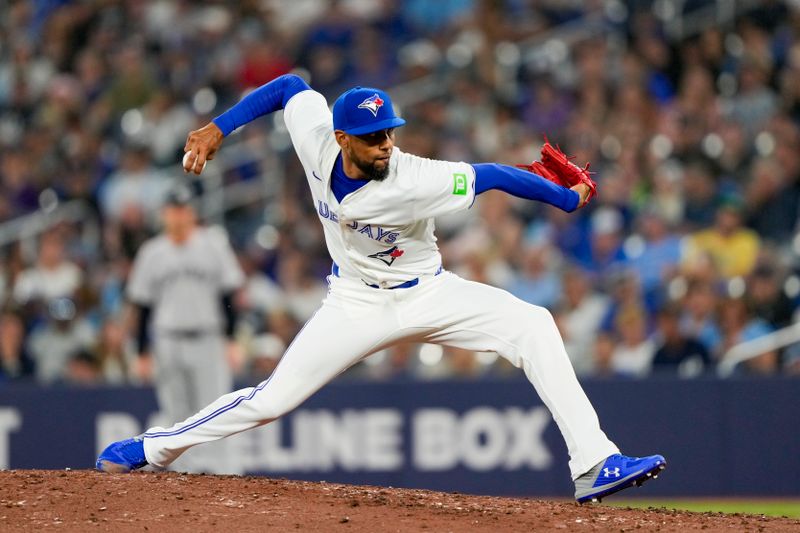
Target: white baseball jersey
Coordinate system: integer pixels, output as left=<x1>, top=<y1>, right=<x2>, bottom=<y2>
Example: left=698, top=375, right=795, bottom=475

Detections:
left=127, top=227, right=244, bottom=331
left=283, top=89, right=477, bottom=288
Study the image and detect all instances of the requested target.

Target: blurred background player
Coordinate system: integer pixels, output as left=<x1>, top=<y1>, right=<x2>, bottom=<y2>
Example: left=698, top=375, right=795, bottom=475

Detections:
left=126, top=183, right=245, bottom=474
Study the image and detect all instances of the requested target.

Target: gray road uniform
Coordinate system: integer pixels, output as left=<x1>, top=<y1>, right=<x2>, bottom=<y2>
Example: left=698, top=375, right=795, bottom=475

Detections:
left=127, top=226, right=244, bottom=473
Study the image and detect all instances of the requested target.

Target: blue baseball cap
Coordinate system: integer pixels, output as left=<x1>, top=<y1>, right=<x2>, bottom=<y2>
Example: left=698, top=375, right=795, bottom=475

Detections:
left=332, top=86, right=406, bottom=135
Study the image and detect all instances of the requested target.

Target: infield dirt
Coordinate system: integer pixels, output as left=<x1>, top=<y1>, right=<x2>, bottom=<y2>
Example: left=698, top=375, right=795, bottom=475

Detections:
left=0, top=470, right=797, bottom=532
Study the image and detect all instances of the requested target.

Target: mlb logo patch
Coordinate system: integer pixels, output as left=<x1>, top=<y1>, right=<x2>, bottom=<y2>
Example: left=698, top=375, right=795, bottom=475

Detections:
left=358, top=93, right=384, bottom=117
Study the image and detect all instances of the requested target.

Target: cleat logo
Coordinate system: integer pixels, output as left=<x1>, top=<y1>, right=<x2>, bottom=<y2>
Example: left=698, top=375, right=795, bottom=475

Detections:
left=603, top=467, right=621, bottom=478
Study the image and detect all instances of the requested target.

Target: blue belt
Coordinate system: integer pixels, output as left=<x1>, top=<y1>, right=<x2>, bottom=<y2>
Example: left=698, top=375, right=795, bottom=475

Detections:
left=331, top=262, right=442, bottom=289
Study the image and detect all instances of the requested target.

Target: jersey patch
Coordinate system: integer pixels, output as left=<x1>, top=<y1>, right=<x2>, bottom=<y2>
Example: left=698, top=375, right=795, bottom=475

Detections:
left=453, top=173, right=468, bottom=195
left=358, top=94, right=384, bottom=117
left=368, top=246, right=404, bottom=266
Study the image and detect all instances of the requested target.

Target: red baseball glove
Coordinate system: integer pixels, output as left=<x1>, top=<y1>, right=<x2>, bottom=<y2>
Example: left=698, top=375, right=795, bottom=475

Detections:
left=517, top=139, right=597, bottom=203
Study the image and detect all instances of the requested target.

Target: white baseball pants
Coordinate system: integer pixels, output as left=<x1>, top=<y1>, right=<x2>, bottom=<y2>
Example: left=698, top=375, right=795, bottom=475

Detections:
left=143, top=272, right=618, bottom=479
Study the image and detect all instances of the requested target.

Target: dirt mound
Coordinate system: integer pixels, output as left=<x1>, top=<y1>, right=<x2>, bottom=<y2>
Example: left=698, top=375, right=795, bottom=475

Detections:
left=0, top=470, right=796, bottom=532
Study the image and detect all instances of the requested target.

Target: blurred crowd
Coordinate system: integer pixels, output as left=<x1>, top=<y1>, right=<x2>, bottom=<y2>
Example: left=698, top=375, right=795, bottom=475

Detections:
left=0, top=0, right=799, bottom=387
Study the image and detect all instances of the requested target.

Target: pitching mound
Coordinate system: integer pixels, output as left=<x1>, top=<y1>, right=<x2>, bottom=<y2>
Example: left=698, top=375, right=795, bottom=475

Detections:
left=0, top=470, right=797, bottom=532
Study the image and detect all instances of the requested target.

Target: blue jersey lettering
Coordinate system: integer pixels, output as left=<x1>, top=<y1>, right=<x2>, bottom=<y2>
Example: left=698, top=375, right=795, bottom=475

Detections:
left=358, top=225, right=374, bottom=239
left=317, top=200, right=330, bottom=219
left=316, top=200, right=401, bottom=244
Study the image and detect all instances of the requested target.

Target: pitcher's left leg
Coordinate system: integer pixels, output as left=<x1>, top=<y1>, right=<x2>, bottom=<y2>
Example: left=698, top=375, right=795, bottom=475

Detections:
left=407, top=272, right=618, bottom=479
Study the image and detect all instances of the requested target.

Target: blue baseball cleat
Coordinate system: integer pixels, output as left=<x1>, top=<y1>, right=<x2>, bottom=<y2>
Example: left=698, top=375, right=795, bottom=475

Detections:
left=574, top=453, right=666, bottom=504
left=96, top=437, right=148, bottom=473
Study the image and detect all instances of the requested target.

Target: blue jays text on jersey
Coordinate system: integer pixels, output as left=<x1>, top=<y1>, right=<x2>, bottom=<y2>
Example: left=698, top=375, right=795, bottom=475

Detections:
left=317, top=200, right=399, bottom=244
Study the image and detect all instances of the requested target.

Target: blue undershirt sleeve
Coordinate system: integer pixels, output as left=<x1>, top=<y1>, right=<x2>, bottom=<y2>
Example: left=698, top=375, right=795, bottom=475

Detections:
left=212, top=74, right=312, bottom=136
left=472, top=163, right=580, bottom=212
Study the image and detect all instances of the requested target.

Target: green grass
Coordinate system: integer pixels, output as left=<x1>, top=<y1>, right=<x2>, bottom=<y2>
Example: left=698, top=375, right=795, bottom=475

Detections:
left=607, top=500, right=800, bottom=519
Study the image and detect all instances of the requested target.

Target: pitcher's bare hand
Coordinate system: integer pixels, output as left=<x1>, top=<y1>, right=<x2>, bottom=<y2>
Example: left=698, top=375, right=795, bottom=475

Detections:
left=183, top=123, right=224, bottom=174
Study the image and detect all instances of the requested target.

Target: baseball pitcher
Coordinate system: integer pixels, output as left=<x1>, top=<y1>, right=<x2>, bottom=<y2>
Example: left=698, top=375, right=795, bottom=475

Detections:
left=99, top=75, right=665, bottom=503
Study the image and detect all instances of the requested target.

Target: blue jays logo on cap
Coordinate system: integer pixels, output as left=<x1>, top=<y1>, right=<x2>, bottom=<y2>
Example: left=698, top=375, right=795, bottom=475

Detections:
left=357, top=94, right=384, bottom=117
left=333, top=86, right=406, bottom=135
